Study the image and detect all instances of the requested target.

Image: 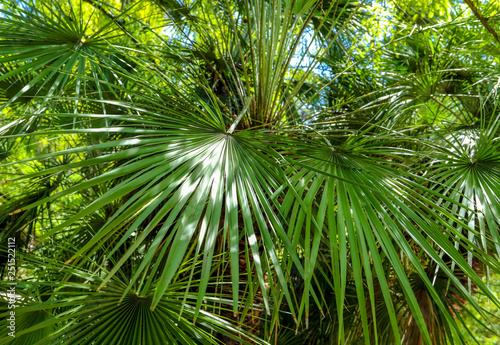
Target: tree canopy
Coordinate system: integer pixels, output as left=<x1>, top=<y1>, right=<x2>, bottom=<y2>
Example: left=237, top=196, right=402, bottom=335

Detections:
left=1, top=0, right=500, bottom=344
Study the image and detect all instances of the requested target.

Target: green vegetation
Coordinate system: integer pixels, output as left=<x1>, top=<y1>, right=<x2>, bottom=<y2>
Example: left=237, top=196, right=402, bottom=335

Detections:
left=1, top=0, right=500, bottom=344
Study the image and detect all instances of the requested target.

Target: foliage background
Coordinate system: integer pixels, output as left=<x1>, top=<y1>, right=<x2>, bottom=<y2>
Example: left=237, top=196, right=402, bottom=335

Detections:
left=1, top=0, right=500, bottom=344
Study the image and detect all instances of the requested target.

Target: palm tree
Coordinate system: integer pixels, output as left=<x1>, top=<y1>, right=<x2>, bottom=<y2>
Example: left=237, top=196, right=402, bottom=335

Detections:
left=1, top=0, right=500, bottom=344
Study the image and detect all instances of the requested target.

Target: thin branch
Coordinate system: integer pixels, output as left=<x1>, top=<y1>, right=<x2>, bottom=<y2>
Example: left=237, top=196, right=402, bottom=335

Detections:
left=464, top=0, right=500, bottom=46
